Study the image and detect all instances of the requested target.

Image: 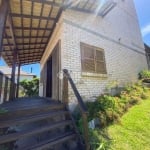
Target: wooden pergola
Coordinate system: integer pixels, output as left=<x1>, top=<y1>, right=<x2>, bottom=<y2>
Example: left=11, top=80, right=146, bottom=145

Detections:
left=0, top=0, right=116, bottom=100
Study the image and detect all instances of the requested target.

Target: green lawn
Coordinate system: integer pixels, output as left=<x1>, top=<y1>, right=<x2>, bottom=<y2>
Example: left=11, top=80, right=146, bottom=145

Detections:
left=107, top=99, right=150, bottom=150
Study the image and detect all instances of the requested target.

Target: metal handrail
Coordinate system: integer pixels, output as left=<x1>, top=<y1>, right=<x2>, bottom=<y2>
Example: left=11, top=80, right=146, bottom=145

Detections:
left=63, top=69, right=90, bottom=150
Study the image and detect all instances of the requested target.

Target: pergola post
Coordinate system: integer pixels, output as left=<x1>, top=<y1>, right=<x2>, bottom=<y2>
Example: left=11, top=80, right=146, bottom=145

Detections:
left=0, top=0, right=9, bottom=56
left=9, top=49, right=17, bottom=100
left=16, top=63, right=21, bottom=98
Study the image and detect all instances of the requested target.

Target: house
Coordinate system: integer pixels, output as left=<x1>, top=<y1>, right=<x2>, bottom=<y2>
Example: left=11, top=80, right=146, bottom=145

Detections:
left=0, top=0, right=147, bottom=108
left=0, top=66, right=36, bottom=82
left=0, top=66, right=35, bottom=103
left=39, top=0, right=148, bottom=109
left=144, top=44, right=150, bottom=69
left=0, top=0, right=148, bottom=149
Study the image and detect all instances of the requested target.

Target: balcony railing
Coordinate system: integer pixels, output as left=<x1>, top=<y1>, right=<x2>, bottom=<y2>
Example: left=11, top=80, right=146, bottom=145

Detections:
left=0, top=72, right=16, bottom=104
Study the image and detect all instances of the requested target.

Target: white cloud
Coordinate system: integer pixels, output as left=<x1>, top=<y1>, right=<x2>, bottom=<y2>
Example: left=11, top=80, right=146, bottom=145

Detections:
left=141, top=24, right=150, bottom=37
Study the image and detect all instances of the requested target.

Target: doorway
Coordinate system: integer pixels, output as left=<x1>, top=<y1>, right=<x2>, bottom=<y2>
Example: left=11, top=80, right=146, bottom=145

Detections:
left=46, top=57, right=52, bottom=97
left=46, top=42, right=60, bottom=100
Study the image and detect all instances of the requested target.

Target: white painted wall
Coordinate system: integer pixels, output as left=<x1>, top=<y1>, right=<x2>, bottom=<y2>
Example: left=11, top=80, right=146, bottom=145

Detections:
left=40, top=0, right=148, bottom=109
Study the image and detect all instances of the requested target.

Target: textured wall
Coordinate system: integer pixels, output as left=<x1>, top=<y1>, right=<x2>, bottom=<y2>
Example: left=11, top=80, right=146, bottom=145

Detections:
left=40, top=0, right=148, bottom=109
left=60, top=0, right=147, bottom=109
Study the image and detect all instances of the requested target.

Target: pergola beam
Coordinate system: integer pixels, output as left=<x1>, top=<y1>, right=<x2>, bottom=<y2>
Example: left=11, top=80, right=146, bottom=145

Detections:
left=19, top=60, right=40, bottom=64
left=0, top=0, right=9, bottom=55
left=3, top=53, right=41, bottom=60
left=20, top=61, right=39, bottom=66
left=3, top=42, right=47, bottom=46
left=18, top=51, right=43, bottom=55
left=8, top=56, right=42, bottom=61
left=7, top=58, right=40, bottom=66
left=3, top=35, right=49, bottom=39
left=2, top=47, right=44, bottom=52
left=5, top=26, right=52, bottom=31
left=27, top=0, right=63, bottom=7
left=10, top=13, right=56, bottom=21
left=19, top=57, right=41, bottom=60
left=16, top=57, right=41, bottom=61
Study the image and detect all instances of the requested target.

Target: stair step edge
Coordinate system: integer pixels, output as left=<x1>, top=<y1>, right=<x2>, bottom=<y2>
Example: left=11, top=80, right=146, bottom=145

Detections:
left=0, top=110, right=69, bottom=128
left=0, top=120, right=73, bottom=144
left=25, top=132, right=76, bottom=150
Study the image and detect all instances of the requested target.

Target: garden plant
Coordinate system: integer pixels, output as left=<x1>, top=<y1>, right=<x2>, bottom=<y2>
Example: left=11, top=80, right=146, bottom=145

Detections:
left=75, top=80, right=150, bottom=150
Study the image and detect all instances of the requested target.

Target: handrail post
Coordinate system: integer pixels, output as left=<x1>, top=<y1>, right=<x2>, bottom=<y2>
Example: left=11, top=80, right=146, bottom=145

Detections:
left=62, top=72, right=68, bottom=106
left=63, top=69, right=90, bottom=150
left=0, top=72, right=12, bottom=103
left=82, top=112, right=90, bottom=150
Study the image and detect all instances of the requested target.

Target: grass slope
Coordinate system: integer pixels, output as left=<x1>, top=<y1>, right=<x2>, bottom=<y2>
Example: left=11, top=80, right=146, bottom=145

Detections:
left=107, top=99, right=150, bottom=150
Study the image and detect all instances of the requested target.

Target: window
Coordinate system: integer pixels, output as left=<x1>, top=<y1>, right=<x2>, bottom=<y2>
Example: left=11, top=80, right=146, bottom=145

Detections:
left=80, top=43, right=107, bottom=74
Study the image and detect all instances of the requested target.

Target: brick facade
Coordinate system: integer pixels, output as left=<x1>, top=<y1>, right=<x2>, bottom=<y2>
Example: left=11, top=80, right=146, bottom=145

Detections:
left=40, top=0, right=148, bottom=109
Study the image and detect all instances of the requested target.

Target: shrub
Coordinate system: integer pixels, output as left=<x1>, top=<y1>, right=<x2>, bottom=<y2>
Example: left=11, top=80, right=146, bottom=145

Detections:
left=20, top=78, right=39, bottom=96
left=120, top=91, right=130, bottom=103
left=139, top=70, right=150, bottom=80
left=89, top=129, right=111, bottom=150
left=86, top=82, right=149, bottom=128
left=141, top=92, right=149, bottom=99
left=86, top=95, right=122, bottom=127
left=98, top=112, right=107, bottom=127
left=129, top=96, right=141, bottom=105
left=76, top=82, right=150, bottom=149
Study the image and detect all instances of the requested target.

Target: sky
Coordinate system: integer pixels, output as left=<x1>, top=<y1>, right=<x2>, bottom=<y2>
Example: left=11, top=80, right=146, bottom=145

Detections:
left=0, top=58, right=40, bottom=77
left=134, top=0, right=150, bottom=45
left=0, top=0, right=150, bottom=77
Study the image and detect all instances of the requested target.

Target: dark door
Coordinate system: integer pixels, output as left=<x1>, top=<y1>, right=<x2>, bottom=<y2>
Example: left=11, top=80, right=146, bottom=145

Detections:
left=46, top=57, right=52, bottom=97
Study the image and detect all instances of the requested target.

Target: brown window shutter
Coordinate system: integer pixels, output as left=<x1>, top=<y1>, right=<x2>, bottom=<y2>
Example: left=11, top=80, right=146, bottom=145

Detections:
left=95, top=50, right=107, bottom=74
left=95, top=50, right=104, bottom=61
left=96, top=61, right=107, bottom=74
left=80, top=43, right=107, bottom=74
left=81, top=43, right=85, bottom=71
left=81, top=43, right=95, bottom=72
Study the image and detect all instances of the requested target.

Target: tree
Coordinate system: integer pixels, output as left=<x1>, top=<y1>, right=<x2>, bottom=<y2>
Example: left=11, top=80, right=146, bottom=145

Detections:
left=20, top=78, right=39, bottom=96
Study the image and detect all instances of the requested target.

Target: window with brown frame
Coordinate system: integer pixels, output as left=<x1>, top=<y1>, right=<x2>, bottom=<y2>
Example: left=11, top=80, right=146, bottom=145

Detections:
left=80, top=43, right=107, bottom=74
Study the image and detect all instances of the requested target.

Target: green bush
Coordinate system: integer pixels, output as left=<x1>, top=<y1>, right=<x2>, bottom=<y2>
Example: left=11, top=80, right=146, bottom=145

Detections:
left=141, top=92, right=149, bottom=99
left=86, top=82, right=149, bottom=128
left=122, top=82, right=145, bottom=106
left=86, top=95, right=121, bottom=127
left=129, top=96, right=141, bottom=105
left=89, top=129, right=111, bottom=150
left=20, top=78, right=39, bottom=96
left=139, top=70, right=150, bottom=79
left=75, top=82, right=150, bottom=149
